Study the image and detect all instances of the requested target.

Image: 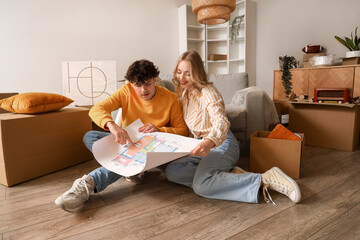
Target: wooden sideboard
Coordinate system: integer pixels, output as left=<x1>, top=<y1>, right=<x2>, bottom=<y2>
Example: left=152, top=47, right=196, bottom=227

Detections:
left=273, top=65, right=360, bottom=100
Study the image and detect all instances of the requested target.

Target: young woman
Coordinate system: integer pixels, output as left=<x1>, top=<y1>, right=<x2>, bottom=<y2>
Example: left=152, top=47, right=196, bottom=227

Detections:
left=165, top=50, right=301, bottom=205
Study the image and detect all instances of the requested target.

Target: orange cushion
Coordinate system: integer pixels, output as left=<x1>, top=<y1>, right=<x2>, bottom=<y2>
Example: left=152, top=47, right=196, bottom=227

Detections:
left=267, top=123, right=301, bottom=141
left=0, top=92, right=73, bottom=113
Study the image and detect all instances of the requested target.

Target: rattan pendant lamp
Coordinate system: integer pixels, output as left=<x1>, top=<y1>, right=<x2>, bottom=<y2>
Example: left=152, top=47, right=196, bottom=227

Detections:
left=192, top=0, right=236, bottom=25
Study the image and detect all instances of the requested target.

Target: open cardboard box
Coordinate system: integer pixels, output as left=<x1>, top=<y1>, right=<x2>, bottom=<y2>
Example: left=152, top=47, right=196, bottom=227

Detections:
left=289, top=102, right=360, bottom=151
left=250, top=131, right=304, bottom=179
left=0, top=107, right=93, bottom=186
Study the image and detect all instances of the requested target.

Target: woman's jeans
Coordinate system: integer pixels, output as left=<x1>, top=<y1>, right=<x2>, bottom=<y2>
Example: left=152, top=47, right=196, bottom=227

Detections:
left=83, top=130, right=123, bottom=193
left=165, top=130, right=261, bottom=203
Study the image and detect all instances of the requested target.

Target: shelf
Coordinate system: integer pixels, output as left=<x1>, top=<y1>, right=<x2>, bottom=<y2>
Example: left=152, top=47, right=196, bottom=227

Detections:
left=206, top=37, right=245, bottom=42
left=207, top=26, right=228, bottom=30
left=229, top=58, right=245, bottom=62
left=187, top=38, right=204, bottom=42
left=208, top=60, right=227, bottom=63
left=207, top=39, right=228, bottom=42
left=187, top=25, right=204, bottom=30
left=179, top=2, right=246, bottom=74
left=229, top=36, right=245, bottom=41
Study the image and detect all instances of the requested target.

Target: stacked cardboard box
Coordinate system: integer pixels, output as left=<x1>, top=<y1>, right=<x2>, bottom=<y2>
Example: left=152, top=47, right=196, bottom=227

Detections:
left=0, top=107, right=93, bottom=186
left=289, top=102, right=359, bottom=151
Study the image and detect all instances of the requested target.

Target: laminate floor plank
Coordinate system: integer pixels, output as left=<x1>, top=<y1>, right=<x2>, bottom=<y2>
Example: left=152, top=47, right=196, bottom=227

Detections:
left=0, top=187, right=74, bottom=216
left=0, top=195, right=105, bottom=233
left=228, top=169, right=360, bottom=240
left=306, top=203, right=360, bottom=240
left=63, top=195, right=230, bottom=240
left=227, top=196, right=340, bottom=240
left=0, top=186, right=5, bottom=201
left=297, top=148, right=360, bottom=200
left=314, top=172, right=360, bottom=211
left=3, top=159, right=99, bottom=200
left=0, top=147, right=359, bottom=240
left=3, top=184, right=194, bottom=240
left=147, top=195, right=294, bottom=240
left=0, top=165, right=164, bottom=234
left=4, top=167, right=81, bottom=199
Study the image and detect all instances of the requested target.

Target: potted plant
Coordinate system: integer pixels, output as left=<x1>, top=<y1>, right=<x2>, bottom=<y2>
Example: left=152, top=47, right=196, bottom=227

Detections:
left=334, top=27, right=360, bottom=58
left=230, top=15, right=245, bottom=40
left=279, top=55, right=298, bottom=98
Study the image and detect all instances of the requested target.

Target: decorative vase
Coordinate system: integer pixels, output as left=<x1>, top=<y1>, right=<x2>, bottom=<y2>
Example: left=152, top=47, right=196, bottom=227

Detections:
left=346, top=50, right=360, bottom=58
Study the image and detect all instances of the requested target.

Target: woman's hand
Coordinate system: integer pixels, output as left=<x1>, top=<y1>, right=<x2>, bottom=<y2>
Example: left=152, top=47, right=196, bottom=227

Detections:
left=138, top=123, right=160, bottom=133
left=190, top=138, right=215, bottom=157
left=105, top=121, right=134, bottom=146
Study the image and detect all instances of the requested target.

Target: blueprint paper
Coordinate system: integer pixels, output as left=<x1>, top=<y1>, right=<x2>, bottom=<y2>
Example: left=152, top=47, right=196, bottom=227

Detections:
left=92, top=119, right=201, bottom=177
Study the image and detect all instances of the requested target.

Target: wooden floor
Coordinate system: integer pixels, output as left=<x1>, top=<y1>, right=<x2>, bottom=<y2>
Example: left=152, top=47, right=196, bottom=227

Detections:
left=1, top=145, right=359, bottom=240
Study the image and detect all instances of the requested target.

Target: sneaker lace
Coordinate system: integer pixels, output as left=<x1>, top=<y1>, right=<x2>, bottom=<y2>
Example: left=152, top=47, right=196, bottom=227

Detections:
left=271, top=180, right=292, bottom=196
left=262, top=181, right=277, bottom=206
left=72, top=179, right=90, bottom=200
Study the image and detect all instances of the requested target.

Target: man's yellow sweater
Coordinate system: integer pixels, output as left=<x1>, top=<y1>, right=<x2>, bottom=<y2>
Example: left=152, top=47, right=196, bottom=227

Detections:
left=89, top=83, right=188, bottom=136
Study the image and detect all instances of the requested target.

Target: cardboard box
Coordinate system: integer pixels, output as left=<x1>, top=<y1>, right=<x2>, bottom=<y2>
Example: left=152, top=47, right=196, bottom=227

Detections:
left=250, top=131, right=304, bottom=179
left=342, top=57, right=360, bottom=65
left=208, top=54, right=227, bottom=61
left=289, top=102, right=360, bottom=151
left=0, top=93, right=18, bottom=114
left=303, top=53, right=325, bottom=62
left=0, top=107, right=93, bottom=186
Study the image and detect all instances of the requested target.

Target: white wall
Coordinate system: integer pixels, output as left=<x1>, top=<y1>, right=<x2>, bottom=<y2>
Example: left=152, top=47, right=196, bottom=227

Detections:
left=0, top=0, right=191, bottom=94
left=249, top=0, right=360, bottom=97
left=2, top=0, right=359, bottom=97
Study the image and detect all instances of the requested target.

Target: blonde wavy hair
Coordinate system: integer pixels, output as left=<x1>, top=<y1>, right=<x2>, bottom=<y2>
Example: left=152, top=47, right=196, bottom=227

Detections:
left=172, top=50, right=211, bottom=96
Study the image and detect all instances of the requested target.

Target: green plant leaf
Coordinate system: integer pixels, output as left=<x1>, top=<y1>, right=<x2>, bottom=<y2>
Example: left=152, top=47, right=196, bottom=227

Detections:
left=355, top=36, right=360, bottom=49
left=345, top=37, right=357, bottom=50
left=353, top=27, right=359, bottom=47
left=355, top=36, right=360, bottom=47
left=335, top=36, right=352, bottom=51
left=230, top=15, right=244, bottom=40
left=355, top=27, right=358, bottom=38
left=279, top=55, right=297, bottom=98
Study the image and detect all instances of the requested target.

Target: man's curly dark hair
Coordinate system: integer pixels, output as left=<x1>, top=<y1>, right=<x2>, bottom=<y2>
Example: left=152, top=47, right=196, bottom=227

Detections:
left=125, top=59, right=160, bottom=85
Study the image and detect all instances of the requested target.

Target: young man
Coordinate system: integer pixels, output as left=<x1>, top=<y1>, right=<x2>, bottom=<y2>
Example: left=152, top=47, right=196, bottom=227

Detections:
left=55, top=59, right=188, bottom=213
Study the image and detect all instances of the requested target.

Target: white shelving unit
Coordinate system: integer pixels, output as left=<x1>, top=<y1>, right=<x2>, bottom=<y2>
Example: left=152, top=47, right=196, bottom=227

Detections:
left=178, top=1, right=246, bottom=74
left=178, top=5, right=206, bottom=61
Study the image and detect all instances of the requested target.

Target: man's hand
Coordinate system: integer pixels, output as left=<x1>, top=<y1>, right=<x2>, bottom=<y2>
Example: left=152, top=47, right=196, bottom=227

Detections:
left=138, top=123, right=160, bottom=133
left=105, top=121, right=134, bottom=146
left=190, top=138, right=215, bottom=157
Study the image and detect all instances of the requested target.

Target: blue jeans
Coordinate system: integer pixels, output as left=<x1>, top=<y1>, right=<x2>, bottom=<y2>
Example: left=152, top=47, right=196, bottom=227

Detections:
left=165, top=130, right=262, bottom=203
left=83, top=131, right=123, bottom=193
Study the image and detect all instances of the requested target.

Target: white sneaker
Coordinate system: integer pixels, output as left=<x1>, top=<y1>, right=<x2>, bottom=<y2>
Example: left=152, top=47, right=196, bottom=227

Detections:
left=55, top=175, right=95, bottom=213
left=261, top=167, right=301, bottom=205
